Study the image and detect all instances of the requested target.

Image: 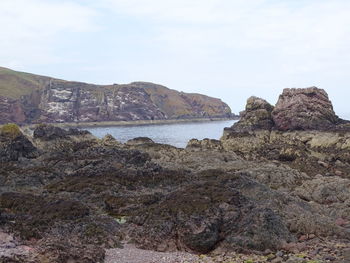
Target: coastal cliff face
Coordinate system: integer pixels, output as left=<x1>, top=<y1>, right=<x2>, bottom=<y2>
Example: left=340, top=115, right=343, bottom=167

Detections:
left=0, top=67, right=232, bottom=124
left=37, top=81, right=166, bottom=123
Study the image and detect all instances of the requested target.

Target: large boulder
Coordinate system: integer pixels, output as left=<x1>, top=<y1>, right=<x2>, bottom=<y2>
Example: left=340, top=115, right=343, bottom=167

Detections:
left=232, top=96, right=274, bottom=131
left=33, top=124, right=91, bottom=141
left=271, top=87, right=340, bottom=131
left=0, top=124, right=38, bottom=162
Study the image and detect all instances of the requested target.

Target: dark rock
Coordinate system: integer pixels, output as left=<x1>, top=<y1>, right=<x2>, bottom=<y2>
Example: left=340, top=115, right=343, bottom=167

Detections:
left=123, top=178, right=295, bottom=253
left=0, top=130, right=38, bottom=162
left=231, top=96, right=274, bottom=131
left=272, top=87, right=341, bottom=131
left=1, top=122, right=349, bottom=261
left=33, top=124, right=90, bottom=141
left=0, top=192, right=120, bottom=263
left=126, top=137, right=155, bottom=145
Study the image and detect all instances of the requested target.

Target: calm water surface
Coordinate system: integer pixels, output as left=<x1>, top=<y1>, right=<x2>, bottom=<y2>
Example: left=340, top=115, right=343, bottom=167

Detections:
left=85, top=120, right=237, bottom=148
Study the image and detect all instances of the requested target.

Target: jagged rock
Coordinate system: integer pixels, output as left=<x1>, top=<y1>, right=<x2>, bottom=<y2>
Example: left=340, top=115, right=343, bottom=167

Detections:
left=271, top=87, right=340, bottom=131
left=33, top=124, right=91, bottom=141
left=0, top=192, right=119, bottom=263
left=1, top=124, right=350, bottom=261
left=126, top=137, right=155, bottom=145
left=122, top=177, right=295, bottom=253
left=186, top=138, right=223, bottom=151
left=100, top=134, right=122, bottom=147
left=38, top=81, right=167, bottom=123
left=231, top=96, right=274, bottom=131
left=222, top=88, right=350, bottom=176
left=293, top=175, right=350, bottom=219
left=0, top=126, right=38, bottom=162
left=221, top=128, right=350, bottom=176
left=33, top=124, right=96, bottom=152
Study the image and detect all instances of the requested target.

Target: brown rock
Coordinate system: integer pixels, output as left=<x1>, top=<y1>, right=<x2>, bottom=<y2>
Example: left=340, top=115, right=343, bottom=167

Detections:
left=271, top=87, right=340, bottom=131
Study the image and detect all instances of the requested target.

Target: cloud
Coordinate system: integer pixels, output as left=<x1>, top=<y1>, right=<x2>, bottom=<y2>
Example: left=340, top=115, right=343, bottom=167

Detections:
left=98, top=0, right=350, bottom=115
left=1, top=0, right=350, bottom=115
left=104, top=0, right=350, bottom=69
left=0, top=0, right=97, bottom=68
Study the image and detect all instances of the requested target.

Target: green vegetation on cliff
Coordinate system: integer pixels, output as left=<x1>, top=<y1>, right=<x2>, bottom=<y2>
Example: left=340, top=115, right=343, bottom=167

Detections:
left=0, top=67, right=53, bottom=99
left=0, top=67, right=233, bottom=124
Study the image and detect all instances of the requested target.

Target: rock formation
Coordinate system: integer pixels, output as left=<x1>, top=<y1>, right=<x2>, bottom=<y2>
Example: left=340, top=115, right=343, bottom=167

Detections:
left=0, top=67, right=233, bottom=124
left=222, top=87, right=350, bottom=176
left=1, top=124, right=349, bottom=262
left=232, top=96, right=274, bottom=131
left=1, top=87, right=350, bottom=262
left=271, top=87, right=341, bottom=131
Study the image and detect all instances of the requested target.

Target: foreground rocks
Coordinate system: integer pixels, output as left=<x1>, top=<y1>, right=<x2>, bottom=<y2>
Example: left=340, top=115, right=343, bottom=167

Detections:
left=0, top=88, right=350, bottom=263
left=1, top=89, right=350, bottom=263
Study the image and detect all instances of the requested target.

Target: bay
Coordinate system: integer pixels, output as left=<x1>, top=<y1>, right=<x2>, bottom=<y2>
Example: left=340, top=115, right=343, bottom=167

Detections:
left=85, top=120, right=237, bottom=148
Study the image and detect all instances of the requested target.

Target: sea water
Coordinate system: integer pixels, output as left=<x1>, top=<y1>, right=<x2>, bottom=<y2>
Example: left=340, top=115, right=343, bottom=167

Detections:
left=84, top=120, right=238, bottom=148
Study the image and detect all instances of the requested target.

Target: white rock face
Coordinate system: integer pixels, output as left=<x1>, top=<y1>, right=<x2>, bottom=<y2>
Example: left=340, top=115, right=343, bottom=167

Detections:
left=38, top=82, right=166, bottom=122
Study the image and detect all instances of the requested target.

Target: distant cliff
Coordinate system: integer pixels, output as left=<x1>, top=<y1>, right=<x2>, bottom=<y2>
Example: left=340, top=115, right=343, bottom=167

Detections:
left=0, top=67, right=233, bottom=124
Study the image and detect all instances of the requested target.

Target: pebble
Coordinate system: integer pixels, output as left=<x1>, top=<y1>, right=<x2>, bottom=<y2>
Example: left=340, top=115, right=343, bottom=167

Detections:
left=276, top=251, right=284, bottom=257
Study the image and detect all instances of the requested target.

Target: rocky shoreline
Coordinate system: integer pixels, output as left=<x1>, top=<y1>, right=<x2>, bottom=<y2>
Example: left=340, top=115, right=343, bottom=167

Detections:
left=8, top=117, right=237, bottom=130
left=0, top=87, right=349, bottom=263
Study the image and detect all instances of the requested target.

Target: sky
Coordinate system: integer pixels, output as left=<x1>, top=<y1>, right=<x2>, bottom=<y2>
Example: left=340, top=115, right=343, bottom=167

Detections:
left=1, top=0, right=350, bottom=118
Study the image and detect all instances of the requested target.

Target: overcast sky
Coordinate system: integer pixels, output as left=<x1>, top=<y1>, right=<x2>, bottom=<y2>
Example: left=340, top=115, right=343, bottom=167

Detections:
left=1, top=0, right=350, bottom=118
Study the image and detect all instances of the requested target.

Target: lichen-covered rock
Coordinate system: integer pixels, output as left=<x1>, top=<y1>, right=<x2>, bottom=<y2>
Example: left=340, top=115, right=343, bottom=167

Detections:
left=126, top=137, right=155, bottom=145
left=221, top=128, right=350, bottom=176
left=33, top=124, right=96, bottom=152
left=33, top=124, right=91, bottom=141
left=0, top=125, right=38, bottom=162
left=1, top=124, right=350, bottom=261
left=100, top=134, right=122, bottom=147
left=271, top=87, right=341, bottom=131
left=186, top=138, right=223, bottom=151
left=222, top=88, right=350, bottom=176
left=0, top=192, right=120, bottom=263
left=293, top=175, right=350, bottom=219
left=232, top=96, right=274, bottom=131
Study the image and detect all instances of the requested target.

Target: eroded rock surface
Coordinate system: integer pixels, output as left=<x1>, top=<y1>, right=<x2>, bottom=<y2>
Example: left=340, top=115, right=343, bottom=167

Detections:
left=272, top=87, right=341, bottom=131
left=222, top=87, right=350, bottom=177
left=1, top=124, right=349, bottom=262
left=233, top=96, right=274, bottom=131
left=0, top=67, right=234, bottom=124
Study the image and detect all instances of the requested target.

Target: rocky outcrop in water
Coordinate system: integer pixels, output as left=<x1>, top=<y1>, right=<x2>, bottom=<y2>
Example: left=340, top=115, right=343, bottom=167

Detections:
left=222, top=87, right=350, bottom=176
left=233, top=96, right=274, bottom=131
left=271, top=87, right=341, bottom=131
left=0, top=67, right=233, bottom=124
